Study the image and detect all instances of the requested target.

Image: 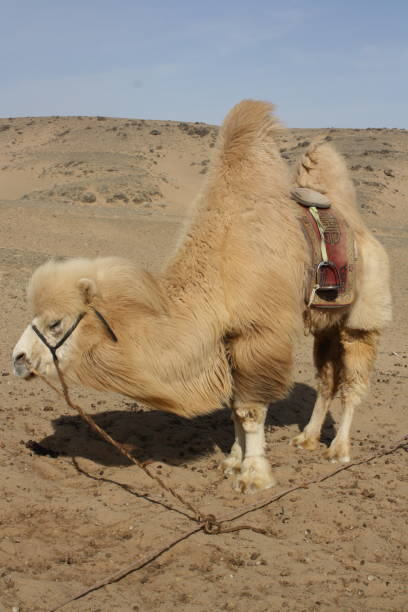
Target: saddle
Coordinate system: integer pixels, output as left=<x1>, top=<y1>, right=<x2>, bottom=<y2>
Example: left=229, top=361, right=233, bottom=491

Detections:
left=292, top=187, right=356, bottom=309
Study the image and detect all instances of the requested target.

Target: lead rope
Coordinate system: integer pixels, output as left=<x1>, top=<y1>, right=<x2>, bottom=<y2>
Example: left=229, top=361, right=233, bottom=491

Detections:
left=28, top=359, right=203, bottom=522
left=26, top=359, right=252, bottom=535
left=22, top=358, right=408, bottom=612
left=27, top=309, right=225, bottom=532
left=26, top=359, right=271, bottom=537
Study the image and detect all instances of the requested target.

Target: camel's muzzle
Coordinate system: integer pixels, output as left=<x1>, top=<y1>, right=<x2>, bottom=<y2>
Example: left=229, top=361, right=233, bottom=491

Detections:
left=13, top=353, right=34, bottom=379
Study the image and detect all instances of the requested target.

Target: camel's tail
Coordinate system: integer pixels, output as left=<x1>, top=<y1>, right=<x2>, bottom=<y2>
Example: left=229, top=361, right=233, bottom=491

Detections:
left=295, top=140, right=359, bottom=215
left=216, top=99, right=283, bottom=159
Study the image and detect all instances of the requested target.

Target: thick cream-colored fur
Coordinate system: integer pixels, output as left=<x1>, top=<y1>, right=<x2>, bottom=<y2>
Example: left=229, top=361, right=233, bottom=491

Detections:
left=13, top=100, right=392, bottom=490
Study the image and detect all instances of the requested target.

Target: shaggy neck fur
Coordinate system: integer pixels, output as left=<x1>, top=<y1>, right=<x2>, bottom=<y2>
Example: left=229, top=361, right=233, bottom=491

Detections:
left=70, top=260, right=232, bottom=417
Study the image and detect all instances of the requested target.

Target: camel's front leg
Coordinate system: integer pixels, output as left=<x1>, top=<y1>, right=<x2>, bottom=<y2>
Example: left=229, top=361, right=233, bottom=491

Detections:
left=228, top=401, right=275, bottom=493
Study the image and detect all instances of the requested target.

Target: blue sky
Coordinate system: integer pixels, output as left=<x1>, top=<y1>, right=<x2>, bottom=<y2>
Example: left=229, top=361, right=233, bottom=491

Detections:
left=1, top=0, right=407, bottom=127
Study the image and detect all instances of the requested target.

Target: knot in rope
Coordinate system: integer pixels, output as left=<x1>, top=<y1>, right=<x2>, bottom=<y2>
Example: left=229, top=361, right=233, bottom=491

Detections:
left=201, top=514, right=222, bottom=535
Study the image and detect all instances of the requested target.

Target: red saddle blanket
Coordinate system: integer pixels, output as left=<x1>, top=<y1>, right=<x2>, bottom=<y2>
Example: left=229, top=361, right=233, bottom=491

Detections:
left=298, top=206, right=356, bottom=308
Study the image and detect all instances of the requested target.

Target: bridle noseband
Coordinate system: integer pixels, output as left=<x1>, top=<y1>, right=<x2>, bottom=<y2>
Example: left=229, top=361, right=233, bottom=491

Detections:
left=31, top=307, right=117, bottom=364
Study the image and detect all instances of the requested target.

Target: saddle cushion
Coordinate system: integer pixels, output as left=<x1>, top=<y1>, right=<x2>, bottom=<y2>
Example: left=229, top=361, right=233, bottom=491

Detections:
left=291, top=187, right=331, bottom=208
left=297, top=204, right=356, bottom=308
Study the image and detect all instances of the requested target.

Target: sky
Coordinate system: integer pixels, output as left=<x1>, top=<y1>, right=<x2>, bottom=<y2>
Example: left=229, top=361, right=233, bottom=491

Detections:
left=1, top=0, right=407, bottom=127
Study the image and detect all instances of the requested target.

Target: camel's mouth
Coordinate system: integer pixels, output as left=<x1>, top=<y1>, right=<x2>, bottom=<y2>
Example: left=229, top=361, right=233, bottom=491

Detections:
left=14, top=365, right=36, bottom=380
left=23, top=372, right=37, bottom=381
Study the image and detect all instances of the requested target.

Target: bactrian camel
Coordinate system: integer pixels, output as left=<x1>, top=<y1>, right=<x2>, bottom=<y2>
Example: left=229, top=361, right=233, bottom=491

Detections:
left=12, top=100, right=392, bottom=492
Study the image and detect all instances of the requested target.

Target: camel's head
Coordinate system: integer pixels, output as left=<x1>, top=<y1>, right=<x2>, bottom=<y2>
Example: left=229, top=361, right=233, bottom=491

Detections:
left=12, top=256, right=167, bottom=387
left=12, top=258, right=107, bottom=382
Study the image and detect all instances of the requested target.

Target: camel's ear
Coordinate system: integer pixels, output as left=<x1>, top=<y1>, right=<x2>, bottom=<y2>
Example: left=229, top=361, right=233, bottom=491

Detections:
left=78, top=278, right=97, bottom=304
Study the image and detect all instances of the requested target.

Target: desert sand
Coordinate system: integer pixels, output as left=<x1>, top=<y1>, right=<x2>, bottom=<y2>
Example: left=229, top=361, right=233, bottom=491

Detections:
left=0, top=114, right=407, bottom=611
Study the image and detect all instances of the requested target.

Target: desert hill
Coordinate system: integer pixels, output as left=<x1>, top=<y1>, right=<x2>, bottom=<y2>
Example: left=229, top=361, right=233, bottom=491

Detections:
left=1, top=114, right=407, bottom=223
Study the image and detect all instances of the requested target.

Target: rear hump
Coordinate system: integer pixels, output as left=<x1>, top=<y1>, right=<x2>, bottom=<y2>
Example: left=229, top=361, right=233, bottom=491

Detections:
left=295, top=140, right=362, bottom=224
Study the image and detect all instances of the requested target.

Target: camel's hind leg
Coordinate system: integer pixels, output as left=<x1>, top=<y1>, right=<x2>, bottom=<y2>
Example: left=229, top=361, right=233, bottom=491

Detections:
left=292, top=326, right=379, bottom=462
left=291, top=327, right=342, bottom=451
left=325, top=328, right=379, bottom=462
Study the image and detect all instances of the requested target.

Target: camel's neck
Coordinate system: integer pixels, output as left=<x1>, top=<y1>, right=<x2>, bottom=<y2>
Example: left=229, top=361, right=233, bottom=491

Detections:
left=77, top=273, right=232, bottom=417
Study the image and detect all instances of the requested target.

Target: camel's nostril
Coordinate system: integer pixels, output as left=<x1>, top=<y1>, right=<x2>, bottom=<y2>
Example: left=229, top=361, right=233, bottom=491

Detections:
left=13, top=351, right=34, bottom=379
left=13, top=351, right=33, bottom=379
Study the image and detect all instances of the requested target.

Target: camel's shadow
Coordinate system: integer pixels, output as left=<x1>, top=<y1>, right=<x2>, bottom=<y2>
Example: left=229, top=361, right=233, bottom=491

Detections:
left=38, top=383, right=335, bottom=467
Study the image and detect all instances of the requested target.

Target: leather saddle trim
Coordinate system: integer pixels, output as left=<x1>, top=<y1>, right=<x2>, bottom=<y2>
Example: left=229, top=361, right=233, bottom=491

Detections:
left=293, top=190, right=356, bottom=309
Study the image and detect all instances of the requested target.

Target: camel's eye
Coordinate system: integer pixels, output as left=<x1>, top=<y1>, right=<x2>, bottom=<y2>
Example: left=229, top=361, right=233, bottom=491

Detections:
left=49, top=320, right=62, bottom=331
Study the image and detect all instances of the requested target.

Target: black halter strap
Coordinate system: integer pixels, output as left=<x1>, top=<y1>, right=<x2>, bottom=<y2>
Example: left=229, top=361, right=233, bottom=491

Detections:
left=90, top=307, right=118, bottom=343
left=32, top=312, right=86, bottom=364
left=31, top=308, right=117, bottom=364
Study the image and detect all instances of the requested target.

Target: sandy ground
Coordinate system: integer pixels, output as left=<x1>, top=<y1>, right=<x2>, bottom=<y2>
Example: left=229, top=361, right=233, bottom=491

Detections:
left=0, top=114, right=407, bottom=612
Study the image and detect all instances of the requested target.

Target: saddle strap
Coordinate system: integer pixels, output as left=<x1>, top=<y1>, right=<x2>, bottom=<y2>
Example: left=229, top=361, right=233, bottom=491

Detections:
left=308, top=206, right=328, bottom=262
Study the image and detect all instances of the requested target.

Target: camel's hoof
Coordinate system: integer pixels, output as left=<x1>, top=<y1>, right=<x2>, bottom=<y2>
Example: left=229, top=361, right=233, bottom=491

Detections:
left=222, top=443, right=242, bottom=476
left=222, top=454, right=241, bottom=476
left=233, top=456, right=276, bottom=493
left=324, top=442, right=351, bottom=464
left=290, top=432, right=320, bottom=451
